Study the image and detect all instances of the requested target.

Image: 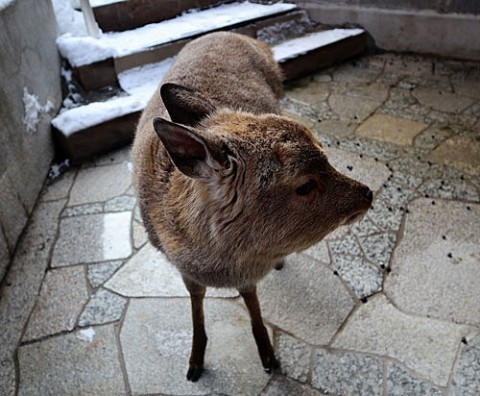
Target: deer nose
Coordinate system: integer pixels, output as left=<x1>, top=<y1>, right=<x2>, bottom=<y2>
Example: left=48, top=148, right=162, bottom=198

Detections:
left=364, top=188, right=373, bottom=204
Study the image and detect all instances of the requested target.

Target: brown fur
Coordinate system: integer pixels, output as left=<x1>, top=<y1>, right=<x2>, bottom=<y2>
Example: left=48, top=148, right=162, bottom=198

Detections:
left=131, top=32, right=372, bottom=380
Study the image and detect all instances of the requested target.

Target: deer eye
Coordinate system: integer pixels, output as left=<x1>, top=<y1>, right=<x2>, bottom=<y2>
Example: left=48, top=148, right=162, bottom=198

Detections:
left=296, top=179, right=317, bottom=196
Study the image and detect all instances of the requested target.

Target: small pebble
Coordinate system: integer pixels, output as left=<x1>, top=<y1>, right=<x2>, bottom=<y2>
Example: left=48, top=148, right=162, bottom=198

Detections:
left=462, top=337, right=468, bottom=345
left=374, top=158, right=378, bottom=162
left=447, top=253, right=453, bottom=258
left=432, top=201, right=436, bottom=205
left=388, top=207, right=393, bottom=212
left=359, top=154, right=363, bottom=158
left=425, top=194, right=430, bottom=198
left=406, top=209, right=410, bottom=214
left=333, top=270, right=339, bottom=276
left=467, top=206, right=471, bottom=211
left=442, top=235, right=446, bottom=240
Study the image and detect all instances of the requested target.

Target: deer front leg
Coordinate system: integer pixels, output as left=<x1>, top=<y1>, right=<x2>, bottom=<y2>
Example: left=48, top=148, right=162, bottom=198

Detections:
left=183, top=277, right=207, bottom=382
left=239, top=286, right=280, bottom=373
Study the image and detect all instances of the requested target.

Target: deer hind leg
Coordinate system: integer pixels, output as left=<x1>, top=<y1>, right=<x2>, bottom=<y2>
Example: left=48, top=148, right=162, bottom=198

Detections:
left=183, top=277, right=207, bottom=382
left=239, top=286, right=280, bottom=373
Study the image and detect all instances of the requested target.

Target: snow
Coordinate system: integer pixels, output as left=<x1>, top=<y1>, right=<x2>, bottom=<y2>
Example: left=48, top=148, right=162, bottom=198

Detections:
left=90, top=0, right=126, bottom=7
left=53, top=57, right=174, bottom=135
left=77, top=327, right=96, bottom=342
left=118, top=57, right=174, bottom=99
left=52, top=94, right=145, bottom=135
left=23, top=88, right=55, bottom=134
left=0, top=0, right=14, bottom=11
left=57, top=1, right=297, bottom=67
left=272, top=28, right=365, bottom=62
left=51, top=0, right=88, bottom=36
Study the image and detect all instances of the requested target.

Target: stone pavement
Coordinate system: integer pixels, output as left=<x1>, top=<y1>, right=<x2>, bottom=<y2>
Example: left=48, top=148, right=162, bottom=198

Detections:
left=1, top=52, right=479, bottom=396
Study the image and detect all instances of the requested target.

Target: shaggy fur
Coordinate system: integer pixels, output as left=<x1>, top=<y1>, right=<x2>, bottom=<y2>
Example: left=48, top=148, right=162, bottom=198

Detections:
left=131, top=32, right=372, bottom=380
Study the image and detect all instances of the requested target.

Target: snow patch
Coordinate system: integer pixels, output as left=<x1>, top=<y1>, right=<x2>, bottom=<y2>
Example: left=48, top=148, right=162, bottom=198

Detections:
left=23, top=88, right=55, bottom=134
left=90, top=0, right=126, bottom=7
left=77, top=327, right=96, bottom=342
left=56, top=1, right=297, bottom=67
left=48, top=159, right=71, bottom=180
left=53, top=57, right=174, bottom=135
left=0, top=0, right=14, bottom=11
left=52, top=94, right=144, bottom=135
left=51, top=0, right=88, bottom=36
left=118, top=57, right=174, bottom=99
left=272, top=28, right=364, bottom=62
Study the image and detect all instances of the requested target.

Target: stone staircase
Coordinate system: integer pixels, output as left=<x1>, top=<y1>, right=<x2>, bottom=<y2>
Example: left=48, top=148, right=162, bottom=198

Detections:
left=52, top=0, right=368, bottom=161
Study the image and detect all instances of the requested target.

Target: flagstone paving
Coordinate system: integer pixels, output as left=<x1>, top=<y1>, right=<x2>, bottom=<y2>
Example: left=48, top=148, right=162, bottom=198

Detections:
left=1, top=52, right=479, bottom=395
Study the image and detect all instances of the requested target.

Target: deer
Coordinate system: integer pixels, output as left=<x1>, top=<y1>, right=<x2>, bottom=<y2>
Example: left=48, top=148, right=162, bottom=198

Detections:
left=131, top=31, right=373, bottom=382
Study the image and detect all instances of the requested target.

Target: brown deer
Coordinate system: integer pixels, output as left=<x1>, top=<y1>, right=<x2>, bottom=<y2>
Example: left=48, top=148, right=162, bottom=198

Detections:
left=131, top=32, right=372, bottom=382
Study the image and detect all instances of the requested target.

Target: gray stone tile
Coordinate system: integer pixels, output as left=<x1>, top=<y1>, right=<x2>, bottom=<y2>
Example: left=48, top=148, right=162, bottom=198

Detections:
left=78, top=288, right=126, bottom=326
left=105, top=243, right=237, bottom=298
left=285, top=80, right=330, bottom=105
left=41, top=168, right=76, bottom=202
left=62, top=202, right=104, bottom=218
left=387, top=364, right=443, bottom=396
left=334, top=136, right=402, bottom=161
left=132, top=220, right=148, bottom=249
left=261, top=376, right=326, bottom=396
left=333, top=81, right=389, bottom=102
left=303, top=240, right=329, bottom=264
left=94, top=146, right=131, bottom=166
left=368, top=198, right=404, bottom=232
left=0, top=358, right=15, bottom=396
left=0, top=199, right=66, bottom=396
left=315, top=119, right=357, bottom=139
left=385, top=199, right=480, bottom=326
left=328, top=234, right=362, bottom=257
left=87, top=260, right=123, bottom=288
left=258, top=253, right=355, bottom=345
left=450, top=333, right=480, bottom=396
left=325, top=147, right=391, bottom=192
left=0, top=172, right=28, bottom=252
left=104, top=195, right=136, bottom=212
left=333, top=294, right=472, bottom=386
left=427, top=136, right=480, bottom=176
left=312, top=348, right=383, bottom=395
left=356, top=114, right=428, bottom=146
left=18, top=325, right=126, bottom=396
left=275, top=333, right=311, bottom=382
left=329, top=94, right=382, bottom=123
left=412, top=86, right=476, bottom=113
left=359, top=232, right=396, bottom=268
left=351, top=216, right=382, bottom=237
left=120, top=298, right=271, bottom=395
left=51, top=212, right=132, bottom=267
left=68, top=163, right=131, bottom=206
left=23, top=267, right=89, bottom=342
left=333, top=61, right=382, bottom=83
left=332, top=255, right=383, bottom=299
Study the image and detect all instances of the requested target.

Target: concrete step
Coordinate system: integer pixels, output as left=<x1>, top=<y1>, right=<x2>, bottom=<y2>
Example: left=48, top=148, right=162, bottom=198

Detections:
left=90, top=0, right=224, bottom=32
left=52, top=28, right=367, bottom=161
left=59, top=1, right=298, bottom=90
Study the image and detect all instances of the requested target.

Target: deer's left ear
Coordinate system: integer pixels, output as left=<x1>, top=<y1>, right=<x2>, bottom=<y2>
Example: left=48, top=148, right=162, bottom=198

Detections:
left=161, top=83, right=216, bottom=127
left=153, top=117, right=227, bottom=179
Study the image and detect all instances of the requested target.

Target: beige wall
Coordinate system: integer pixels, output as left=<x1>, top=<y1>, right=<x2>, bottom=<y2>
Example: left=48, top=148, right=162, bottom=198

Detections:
left=0, top=0, right=61, bottom=280
left=297, top=0, right=480, bottom=61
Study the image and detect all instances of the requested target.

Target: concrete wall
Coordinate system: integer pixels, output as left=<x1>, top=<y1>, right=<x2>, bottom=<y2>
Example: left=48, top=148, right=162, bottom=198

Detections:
left=0, top=0, right=61, bottom=280
left=296, top=0, right=480, bottom=60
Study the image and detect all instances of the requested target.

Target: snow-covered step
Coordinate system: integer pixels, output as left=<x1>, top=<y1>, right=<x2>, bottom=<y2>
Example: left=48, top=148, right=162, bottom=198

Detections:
left=58, top=2, right=297, bottom=68
left=91, top=0, right=222, bottom=32
left=52, top=28, right=366, bottom=161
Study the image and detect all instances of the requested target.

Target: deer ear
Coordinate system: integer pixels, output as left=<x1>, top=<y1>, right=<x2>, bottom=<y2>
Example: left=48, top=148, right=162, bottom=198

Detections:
left=161, top=83, right=216, bottom=127
left=153, top=118, right=226, bottom=179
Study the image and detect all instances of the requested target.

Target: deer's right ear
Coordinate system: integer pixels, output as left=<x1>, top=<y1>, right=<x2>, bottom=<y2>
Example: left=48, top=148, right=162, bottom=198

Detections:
left=153, top=117, right=225, bottom=179
left=161, top=83, right=216, bottom=127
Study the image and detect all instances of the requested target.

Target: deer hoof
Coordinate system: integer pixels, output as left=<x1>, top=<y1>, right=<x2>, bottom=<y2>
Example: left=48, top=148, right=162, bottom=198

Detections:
left=187, top=364, right=204, bottom=382
left=262, top=356, right=280, bottom=373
